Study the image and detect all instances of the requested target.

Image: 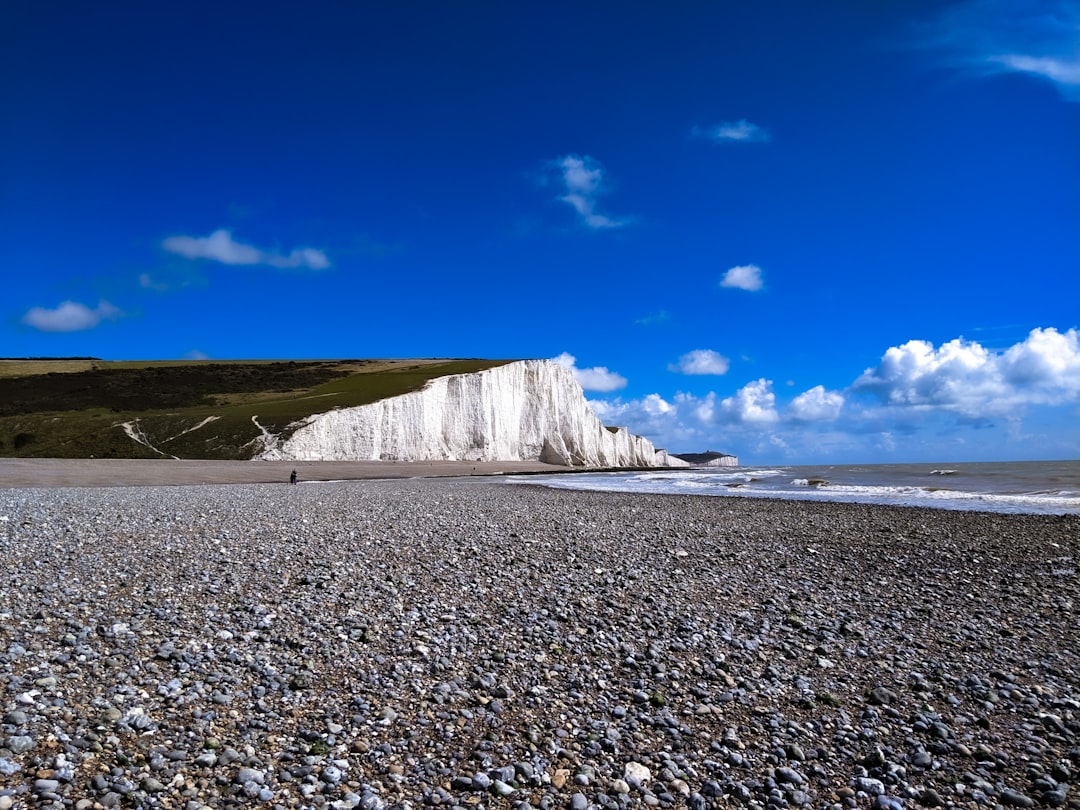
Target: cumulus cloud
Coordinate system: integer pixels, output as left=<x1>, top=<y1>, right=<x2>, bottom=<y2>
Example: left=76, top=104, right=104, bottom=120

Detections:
left=669, top=349, right=731, bottom=375
left=21, top=300, right=122, bottom=332
left=789, top=385, right=846, bottom=422
left=719, top=379, right=780, bottom=424
left=584, top=379, right=787, bottom=455
left=852, top=328, right=1080, bottom=414
left=576, top=327, right=1079, bottom=462
left=162, top=229, right=330, bottom=270
left=546, top=155, right=630, bottom=230
left=693, top=120, right=771, bottom=143
left=1000, top=326, right=1080, bottom=392
left=720, top=264, right=764, bottom=291
left=920, top=0, right=1080, bottom=102
left=551, top=352, right=628, bottom=392
left=593, top=392, right=675, bottom=422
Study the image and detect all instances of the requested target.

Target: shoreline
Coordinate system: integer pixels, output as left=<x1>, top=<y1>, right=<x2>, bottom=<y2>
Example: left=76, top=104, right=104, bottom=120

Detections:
left=0, top=458, right=571, bottom=488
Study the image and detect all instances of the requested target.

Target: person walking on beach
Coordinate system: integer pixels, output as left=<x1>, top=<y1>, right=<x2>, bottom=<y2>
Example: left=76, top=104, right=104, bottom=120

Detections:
left=290, top=469, right=297, bottom=485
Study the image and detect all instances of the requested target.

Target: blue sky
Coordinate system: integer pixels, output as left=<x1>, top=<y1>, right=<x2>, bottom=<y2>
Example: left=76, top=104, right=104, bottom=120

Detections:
left=2, top=1, right=1078, bottom=464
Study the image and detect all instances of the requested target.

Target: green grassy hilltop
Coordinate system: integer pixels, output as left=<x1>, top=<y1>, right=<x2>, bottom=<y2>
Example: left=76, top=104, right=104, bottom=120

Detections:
left=0, top=358, right=512, bottom=459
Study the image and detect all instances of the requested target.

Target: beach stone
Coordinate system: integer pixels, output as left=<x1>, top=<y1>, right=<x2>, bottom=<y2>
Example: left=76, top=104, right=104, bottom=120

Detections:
left=919, top=788, right=944, bottom=806
left=0, top=477, right=1077, bottom=810
left=1044, top=788, right=1068, bottom=806
left=1001, top=789, right=1035, bottom=807
left=470, top=771, right=492, bottom=790
left=854, top=777, right=885, bottom=796
left=874, top=797, right=903, bottom=810
left=624, top=761, right=651, bottom=789
left=776, top=766, right=804, bottom=786
left=237, top=767, right=265, bottom=784
left=868, top=686, right=897, bottom=705
left=6, top=735, right=34, bottom=754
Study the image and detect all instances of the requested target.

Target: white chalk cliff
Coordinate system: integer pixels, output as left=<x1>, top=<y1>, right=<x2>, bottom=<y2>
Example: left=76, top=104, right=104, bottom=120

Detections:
left=259, top=359, right=687, bottom=467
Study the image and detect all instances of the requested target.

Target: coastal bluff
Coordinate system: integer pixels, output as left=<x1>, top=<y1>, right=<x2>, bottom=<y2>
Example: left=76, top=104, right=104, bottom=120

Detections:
left=673, top=450, right=739, bottom=467
left=259, top=359, right=687, bottom=467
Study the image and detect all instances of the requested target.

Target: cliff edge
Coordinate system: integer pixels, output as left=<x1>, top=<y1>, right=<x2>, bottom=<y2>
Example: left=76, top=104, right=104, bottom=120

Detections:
left=259, top=359, right=686, bottom=467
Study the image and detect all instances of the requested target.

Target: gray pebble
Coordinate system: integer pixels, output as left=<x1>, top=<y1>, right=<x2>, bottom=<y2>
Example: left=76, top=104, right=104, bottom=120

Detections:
left=6, top=735, right=34, bottom=754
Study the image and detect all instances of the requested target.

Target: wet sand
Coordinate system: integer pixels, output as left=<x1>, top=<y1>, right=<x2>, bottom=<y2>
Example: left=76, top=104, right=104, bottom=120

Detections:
left=0, top=458, right=564, bottom=488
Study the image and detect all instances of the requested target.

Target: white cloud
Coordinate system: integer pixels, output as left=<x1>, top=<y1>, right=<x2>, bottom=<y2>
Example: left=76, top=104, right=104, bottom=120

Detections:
left=693, top=119, right=771, bottom=143
left=635, top=310, right=670, bottom=326
left=578, top=326, right=1079, bottom=463
left=162, top=229, right=330, bottom=269
left=852, top=328, right=1080, bottom=414
left=21, top=300, right=122, bottom=332
left=271, top=247, right=331, bottom=270
left=1000, top=326, right=1080, bottom=396
left=719, top=378, right=780, bottom=423
left=551, top=352, right=628, bottom=392
left=993, top=53, right=1080, bottom=87
left=678, top=390, right=718, bottom=423
left=720, top=264, right=764, bottom=291
left=788, top=385, right=845, bottom=422
left=921, top=0, right=1080, bottom=102
left=547, top=155, right=630, bottom=229
left=669, top=349, right=730, bottom=375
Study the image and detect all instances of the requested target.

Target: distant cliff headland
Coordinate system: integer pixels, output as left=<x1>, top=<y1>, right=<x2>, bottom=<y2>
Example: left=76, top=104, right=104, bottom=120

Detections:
left=0, top=358, right=731, bottom=467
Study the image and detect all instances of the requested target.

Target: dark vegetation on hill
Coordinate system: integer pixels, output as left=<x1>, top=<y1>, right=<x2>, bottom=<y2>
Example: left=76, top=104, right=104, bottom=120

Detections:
left=0, top=361, right=351, bottom=416
left=0, top=358, right=509, bottom=459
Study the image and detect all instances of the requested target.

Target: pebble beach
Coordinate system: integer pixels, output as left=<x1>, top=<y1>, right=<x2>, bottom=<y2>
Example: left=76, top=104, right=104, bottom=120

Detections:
left=1, top=477, right=1078, bottom=810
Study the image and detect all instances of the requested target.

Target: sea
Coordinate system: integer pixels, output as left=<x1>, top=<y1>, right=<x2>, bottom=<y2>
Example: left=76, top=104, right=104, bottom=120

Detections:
left=508, top=460, right=1080, bottom=515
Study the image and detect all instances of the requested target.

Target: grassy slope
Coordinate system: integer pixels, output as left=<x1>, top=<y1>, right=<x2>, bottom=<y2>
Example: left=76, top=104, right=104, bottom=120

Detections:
left=0, top=358, right=513, bottom=459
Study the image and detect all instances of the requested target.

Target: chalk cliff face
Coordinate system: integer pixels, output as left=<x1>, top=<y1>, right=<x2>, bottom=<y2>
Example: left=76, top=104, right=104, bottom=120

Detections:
left=259, top=359, right=687, bottom=467
left=673, top=451, right=740, bottom=467
left=700, top=455, right=738, bottom=467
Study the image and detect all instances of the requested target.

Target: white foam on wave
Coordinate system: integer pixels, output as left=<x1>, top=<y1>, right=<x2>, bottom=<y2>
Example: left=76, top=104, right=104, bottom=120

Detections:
left=509, top=470, right=1080, bottom=515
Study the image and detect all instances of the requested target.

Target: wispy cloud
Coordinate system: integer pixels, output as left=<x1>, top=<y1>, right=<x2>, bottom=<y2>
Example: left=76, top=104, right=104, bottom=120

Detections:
left=552, top=352, right=628, bottom=392
left=669, top=349, right=731, bottom=375
left=692, top=119, right=771, bottom=143
left=546, top=155, right=631, bottom=230
left=21, top=300, right=122, bottom=332
left=919, top=0, right=1080, bottom=101
left=719, top=264, right=764, bottom=291
left=138, top=263, right=209, bottom=293
left=635, top=310, right=671, bottom=326
left=162, top=229, right=331, bottom=269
